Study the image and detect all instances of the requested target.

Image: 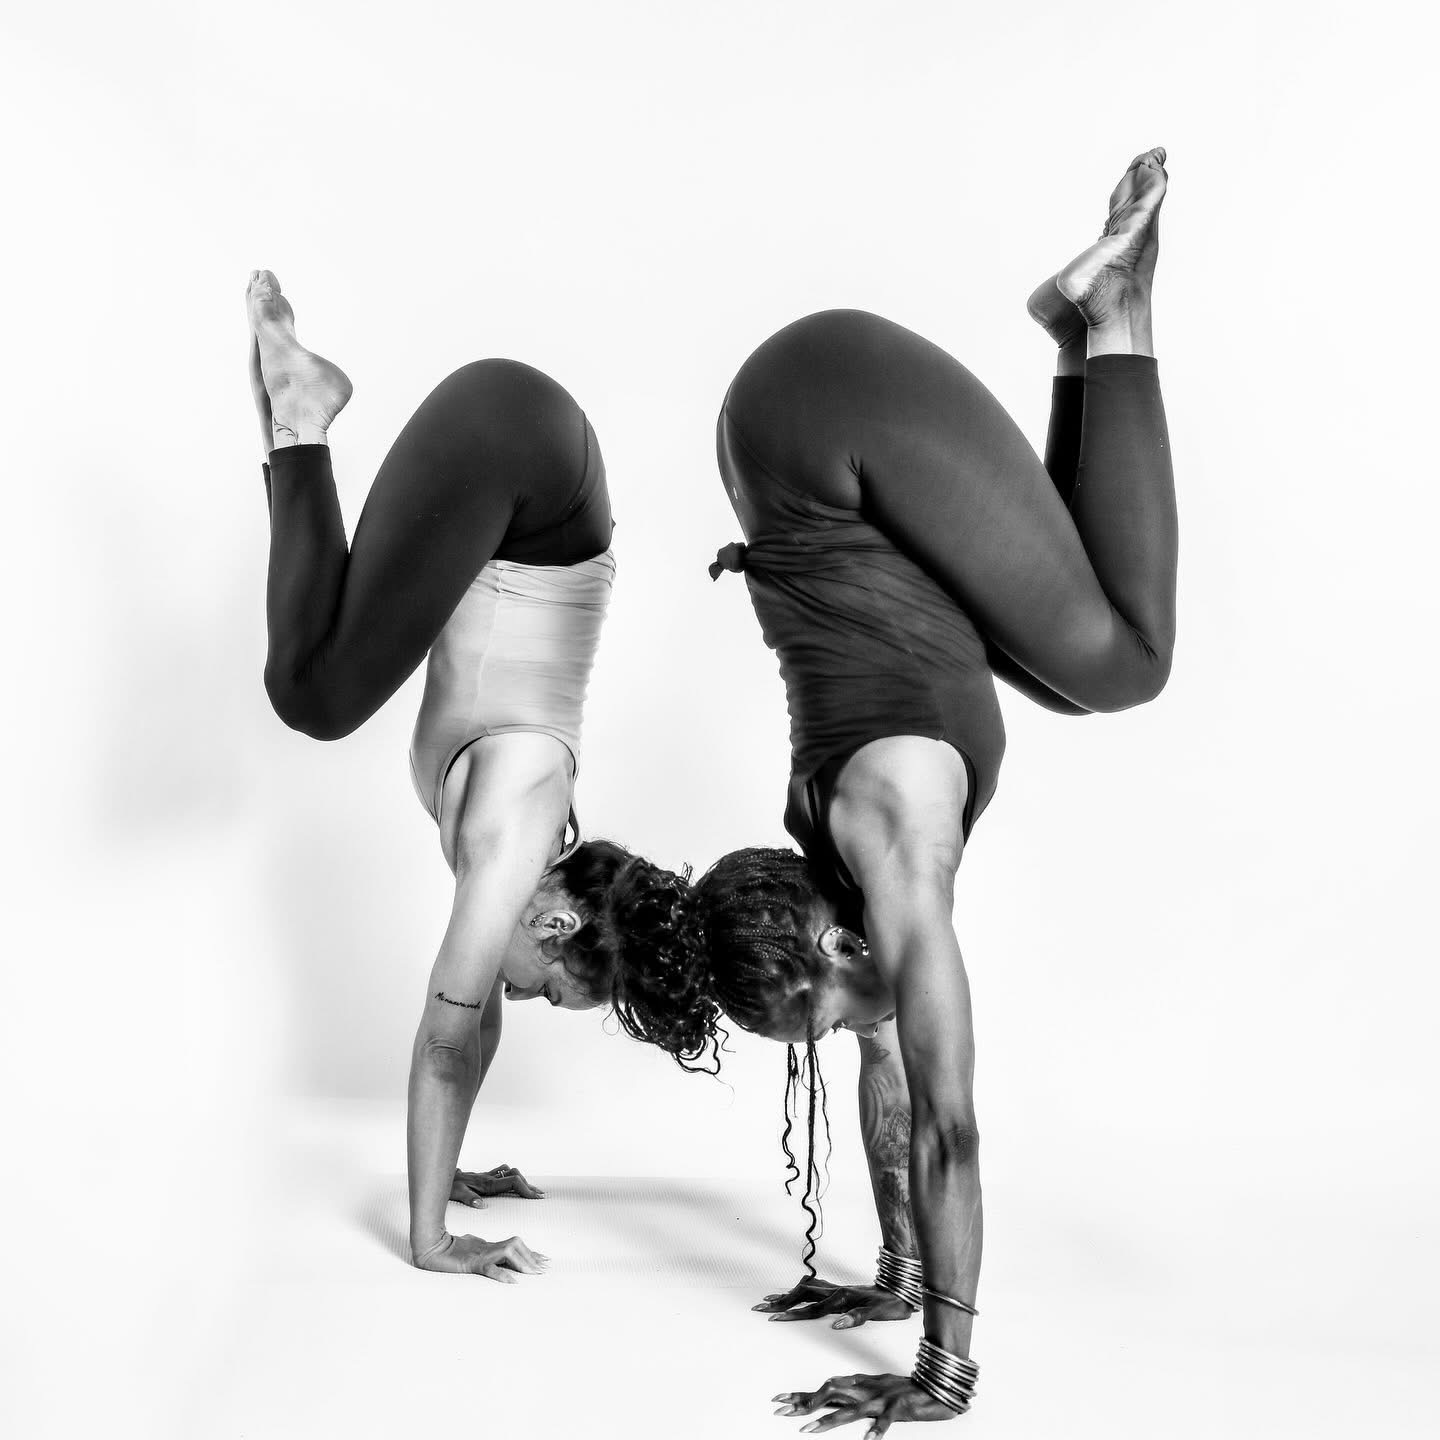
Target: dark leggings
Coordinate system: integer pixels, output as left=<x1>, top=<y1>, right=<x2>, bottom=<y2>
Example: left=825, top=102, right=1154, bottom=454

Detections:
left=727, top=310, right=1176, bottom=715
left=262, top=359, right=609, bottom=741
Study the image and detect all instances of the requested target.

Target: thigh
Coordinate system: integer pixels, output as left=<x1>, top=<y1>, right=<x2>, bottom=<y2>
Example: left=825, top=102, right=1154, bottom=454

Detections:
left=330, top=360, right=590, bottom=687
left=830, top=319, right=1124, bottom=700
left=728, top=311, right=1120, bottom=699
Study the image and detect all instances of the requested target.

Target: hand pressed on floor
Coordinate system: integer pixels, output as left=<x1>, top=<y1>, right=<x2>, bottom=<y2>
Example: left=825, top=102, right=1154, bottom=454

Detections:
left=450, top=1163, right=547, bottom=1206
left=755, top=1275, right=914, bottom=1329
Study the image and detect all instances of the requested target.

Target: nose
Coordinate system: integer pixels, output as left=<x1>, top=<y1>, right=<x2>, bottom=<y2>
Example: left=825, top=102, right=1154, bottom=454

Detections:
left=504, top=982, right=542, bottom=1002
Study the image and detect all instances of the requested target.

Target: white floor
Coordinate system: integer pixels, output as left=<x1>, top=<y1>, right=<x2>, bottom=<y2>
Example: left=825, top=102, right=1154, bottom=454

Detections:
left=8, top=1100, right=1435, bottom=1440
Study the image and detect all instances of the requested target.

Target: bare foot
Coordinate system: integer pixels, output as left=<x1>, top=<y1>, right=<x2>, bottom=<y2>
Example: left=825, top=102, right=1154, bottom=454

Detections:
left=1026, top=275, right=1086, bottom=351
left=1027, top=274, right=1088, bottom=375
left=1056, top=147, right=1167, bottom=331
left=245, top=270, right=352, bottom=448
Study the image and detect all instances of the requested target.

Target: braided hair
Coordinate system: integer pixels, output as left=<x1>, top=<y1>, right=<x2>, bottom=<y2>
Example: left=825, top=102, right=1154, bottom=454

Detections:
left=598, top=845, right=841, bottom=1275
left=693, top=847, right=835, bottom=1276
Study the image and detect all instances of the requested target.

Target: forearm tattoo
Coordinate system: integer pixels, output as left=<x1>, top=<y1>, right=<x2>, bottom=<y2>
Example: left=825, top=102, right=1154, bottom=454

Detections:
left=860, top=1073, right=917, bottom=1256
left=434, top=991, right=485, bottom=1009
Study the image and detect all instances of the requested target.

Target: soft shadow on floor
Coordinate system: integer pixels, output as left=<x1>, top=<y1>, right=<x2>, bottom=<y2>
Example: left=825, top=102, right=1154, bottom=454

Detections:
left=351, top=1173, right=896, bottom=1373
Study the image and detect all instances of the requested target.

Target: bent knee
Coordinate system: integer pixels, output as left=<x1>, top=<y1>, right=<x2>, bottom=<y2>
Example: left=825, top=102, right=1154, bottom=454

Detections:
left=263, top=666, right=359, bottom=742
left=443, top=357, right=570, bottom=414
left=1096, top=647, right=1173, bottom=712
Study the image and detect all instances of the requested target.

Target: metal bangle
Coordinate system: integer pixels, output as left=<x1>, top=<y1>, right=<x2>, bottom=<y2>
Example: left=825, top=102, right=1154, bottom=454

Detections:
left=874, top=1247, right=923, bottom=1310
left=912, top=1338, right=979, bottom=1413
left=911, top=1366, right=974, bottom=1414
left=911, top=1371, right=972, bottom=1414
left=916, top=1338, right=979, bottom=1378
left=922, top=1284, right=979, bottom=1317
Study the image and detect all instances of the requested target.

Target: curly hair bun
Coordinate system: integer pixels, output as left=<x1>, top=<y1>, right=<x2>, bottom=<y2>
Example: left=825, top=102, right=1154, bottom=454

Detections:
left=604, top=857, right=725, bottom=1072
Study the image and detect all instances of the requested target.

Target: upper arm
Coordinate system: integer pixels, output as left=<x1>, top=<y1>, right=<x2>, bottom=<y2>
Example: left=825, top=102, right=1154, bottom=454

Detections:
left=827, top=737, right=968, bottom=938
left=443, top=731, right=573, bottom=876
left=421, top=737, right=573, bottom=1047
left=830, top=739, right=975, bottom=1116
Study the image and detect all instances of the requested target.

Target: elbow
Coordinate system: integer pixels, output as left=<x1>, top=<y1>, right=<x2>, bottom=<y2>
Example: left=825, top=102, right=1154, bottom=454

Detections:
left=911, top=1111, right=981, bottom=1168
left=932, top=1120, right=981, bottom=1167
left=415, top=1034, right=481, bottom=1086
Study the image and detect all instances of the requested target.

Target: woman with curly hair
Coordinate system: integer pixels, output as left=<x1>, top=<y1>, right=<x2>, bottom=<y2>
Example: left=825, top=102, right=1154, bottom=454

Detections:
left=247, top=271, right=638, bottom=1282
left=619, top=148, right=1177, bottom=1432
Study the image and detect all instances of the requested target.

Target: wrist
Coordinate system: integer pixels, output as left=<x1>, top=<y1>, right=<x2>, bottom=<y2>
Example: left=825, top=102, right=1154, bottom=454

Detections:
left=874, top=1246, right=922, bottom=1310
left=410, top=1230, right=451, bottom=1261
left=912, top=1337, right=979, bottom=1414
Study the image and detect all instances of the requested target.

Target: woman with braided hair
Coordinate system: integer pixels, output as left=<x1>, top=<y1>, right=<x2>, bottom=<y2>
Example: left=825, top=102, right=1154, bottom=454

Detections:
left=618, top=148, right=1178, bottom=1433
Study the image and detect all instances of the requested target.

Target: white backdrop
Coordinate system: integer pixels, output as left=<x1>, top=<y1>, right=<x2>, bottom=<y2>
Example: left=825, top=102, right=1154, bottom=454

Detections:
left=2, top=1, right=1436, bottom=1436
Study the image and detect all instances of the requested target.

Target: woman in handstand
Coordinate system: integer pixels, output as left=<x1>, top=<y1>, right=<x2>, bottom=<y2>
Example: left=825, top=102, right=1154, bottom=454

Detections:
left=247, top=272, right=635, bottom=1282
left=619, top=148, right=1176, bottom=1431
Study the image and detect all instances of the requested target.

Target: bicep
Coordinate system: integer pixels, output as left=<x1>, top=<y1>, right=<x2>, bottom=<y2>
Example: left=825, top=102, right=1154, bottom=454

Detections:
left=421, top=816, right=557, bottom=1045
left=830, top=743, right=975, bottom=1116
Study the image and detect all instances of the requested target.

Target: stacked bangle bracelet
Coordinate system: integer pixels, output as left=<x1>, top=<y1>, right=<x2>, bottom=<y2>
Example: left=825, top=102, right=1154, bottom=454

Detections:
left=873, top=1246, right=923, bottom=1310
left=912, top=1337, right=980, bottom=1414
left=923, top=1284, right=978, bottom=1317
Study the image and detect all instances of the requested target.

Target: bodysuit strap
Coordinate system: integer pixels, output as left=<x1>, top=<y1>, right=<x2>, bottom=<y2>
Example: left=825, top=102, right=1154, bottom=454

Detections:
left=556, top=805, right=582, bottom=864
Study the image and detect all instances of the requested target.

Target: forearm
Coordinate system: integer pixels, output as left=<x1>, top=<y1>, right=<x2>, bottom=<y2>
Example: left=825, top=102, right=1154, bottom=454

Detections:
left=406, top=1033, right=482, bottom=1254
left=888, top=922, right=983, bottom=1357
left=909, top=1112, right=982, bottom=1358
left=858, top=1042, right=918, bottom=1259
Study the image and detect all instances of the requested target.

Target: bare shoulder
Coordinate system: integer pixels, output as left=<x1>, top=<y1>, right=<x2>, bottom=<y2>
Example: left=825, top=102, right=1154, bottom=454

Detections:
left=443, top=732, right=575, bottom=875
left=828, top=737, right=968, bottom=897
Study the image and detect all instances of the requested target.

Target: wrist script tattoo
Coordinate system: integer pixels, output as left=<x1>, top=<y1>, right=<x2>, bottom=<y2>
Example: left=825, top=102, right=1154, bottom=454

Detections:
left=434, top=990, right=485, bottom=1009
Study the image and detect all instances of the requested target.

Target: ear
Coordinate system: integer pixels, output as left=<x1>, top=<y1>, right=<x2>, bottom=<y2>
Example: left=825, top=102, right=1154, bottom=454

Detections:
left=816, top=924, right=866, bottom=960
left=536, top=907, right=582, bottom=937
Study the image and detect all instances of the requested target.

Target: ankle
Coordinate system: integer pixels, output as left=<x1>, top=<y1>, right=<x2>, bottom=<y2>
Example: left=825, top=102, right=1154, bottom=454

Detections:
left=271, top=415, right=331, bottom=448
left=1056, top=339, right=1087, bottom=378
left=1087, top=295, right=1154, bottom=359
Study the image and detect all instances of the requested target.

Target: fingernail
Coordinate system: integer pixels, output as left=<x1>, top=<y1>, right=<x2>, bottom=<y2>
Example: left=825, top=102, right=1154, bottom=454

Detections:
left=801, top=1426, right=818, bottom=1435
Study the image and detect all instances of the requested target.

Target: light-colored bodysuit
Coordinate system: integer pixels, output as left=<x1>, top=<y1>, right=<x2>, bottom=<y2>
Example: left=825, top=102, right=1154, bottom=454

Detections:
left=409, top=549, right=616, bottom=854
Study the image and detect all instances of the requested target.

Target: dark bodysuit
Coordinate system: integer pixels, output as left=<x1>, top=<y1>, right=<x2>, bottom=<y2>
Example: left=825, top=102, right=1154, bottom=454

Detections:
left=712, top=310, right=1175, bottom=912
left=262, top=359, right=613, bottom=741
